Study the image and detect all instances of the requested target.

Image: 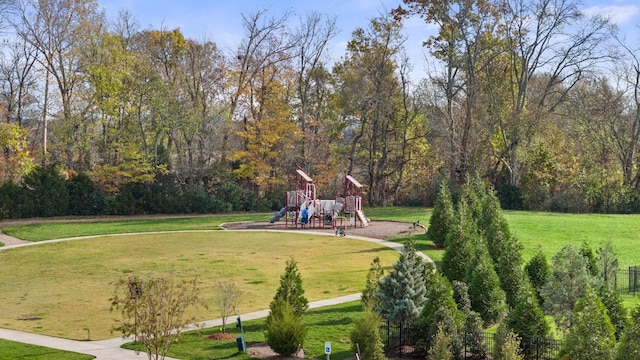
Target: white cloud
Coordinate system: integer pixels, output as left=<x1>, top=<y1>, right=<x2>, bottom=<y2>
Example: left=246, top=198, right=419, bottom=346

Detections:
left=583, top=5, right=640, bottom=26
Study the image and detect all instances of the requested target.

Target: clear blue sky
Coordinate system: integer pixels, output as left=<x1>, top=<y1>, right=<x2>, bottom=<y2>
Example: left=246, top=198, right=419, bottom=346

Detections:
left=98, top=0, right=640, bottom=79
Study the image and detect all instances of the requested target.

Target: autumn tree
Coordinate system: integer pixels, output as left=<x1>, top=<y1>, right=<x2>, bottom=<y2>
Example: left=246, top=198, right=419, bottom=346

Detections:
left=0, top=122, right=35, bottom=183
left=110, top=273, right=203, bottom=360
left=333, top=12, right=424, bottom=205
left=13, top=0, right=104, bottom=168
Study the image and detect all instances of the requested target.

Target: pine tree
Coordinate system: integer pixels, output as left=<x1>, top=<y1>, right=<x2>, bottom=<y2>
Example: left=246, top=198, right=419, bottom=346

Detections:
left=376, top=239, right=427, bottom=325
left=541, top=244, right=592, bottom=332
left=265, top=297, right=307, bottom=356
left=427, top=181, right=456, bottom=248
left=560, top=287, right=616, bottom=360
left=441, top=198, right=476, bottom=283
left=415, top=272, right=464, bottom=356
left=350, top=309, right=386, bottom=360
left=505, top=281, right=549, bottom=358
left=615, top=300, right=640, bottom=360
left=467, top=254, right=507, bottom=325
left=362, top=257, right=384, bottom=311
left=271, top=257, right=308, bottom=317
left=597, top=240, right=619, bottom=289
left=599, top=284, right=627, bottom=340
left=427, top=323, right=454, bottom=360
left=524, top=249, right=550, bottom=306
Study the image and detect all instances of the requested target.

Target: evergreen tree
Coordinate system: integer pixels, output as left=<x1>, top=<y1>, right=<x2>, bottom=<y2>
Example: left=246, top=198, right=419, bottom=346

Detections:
left=541, top=244, right=592, bottom=332
left=271, top=257, right=308, bottom=317
left=560, top=287, right=616, bottom=360
left=496, top=330, right=524, bottom=360
left=376, top=239, right=427, bottom=325
left=599, top=284, right=627, bottom=340
left=441, top=198, right=476, bottom=283
left=580, top=241, right=599, bottom=277
left=496, top=238, right=526, bottom=309
left=467, top=254, right=507, bottom=325
left=615, top=300, right=640, bottom=360
left=427, top=322, right=454, bottom=360
left=414, top=272, right=464, bottom=357
left=451, top=280, right=471, bottom=315
left=361, top=257, right=384, bottom=311
left=350, top=309, right=386, bottom=360
left=427, top=181, right=456, bottom=248
left=597, top=240, right=619, bottom=289
left=265, top=297, right=307, bottom=356
left=524, top=249, right=550, bottom=306
left=505, top=282, right=549, bottom=358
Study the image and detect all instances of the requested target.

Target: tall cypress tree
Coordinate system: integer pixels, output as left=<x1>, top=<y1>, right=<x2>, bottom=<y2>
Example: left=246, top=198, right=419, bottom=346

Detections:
left=616, top=300, right=640, bottom=360
left=427, top=181, right=456, bottom=248
left=560, top=287, right=616, bottom=360
left=441, top=198, right=476, bottom=283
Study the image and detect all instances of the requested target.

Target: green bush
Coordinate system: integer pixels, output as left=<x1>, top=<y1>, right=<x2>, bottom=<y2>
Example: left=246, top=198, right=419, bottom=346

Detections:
left=0, top=181, right=25, bottom=219
left=350, top=310, right=385, bottom=360
left=264, top=297, right=307, bottom=356
left=22, top=165, right=69, bottom=217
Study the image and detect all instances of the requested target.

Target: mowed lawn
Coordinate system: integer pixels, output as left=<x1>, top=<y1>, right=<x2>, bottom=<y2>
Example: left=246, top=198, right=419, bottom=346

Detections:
left=0, top=231, right=399, bottom=340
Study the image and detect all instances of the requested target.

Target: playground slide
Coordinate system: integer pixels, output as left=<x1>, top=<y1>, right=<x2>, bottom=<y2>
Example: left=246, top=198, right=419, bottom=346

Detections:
left=270, top=207, right=287, bottom=223
left=356, top=209, right=369, bottom=227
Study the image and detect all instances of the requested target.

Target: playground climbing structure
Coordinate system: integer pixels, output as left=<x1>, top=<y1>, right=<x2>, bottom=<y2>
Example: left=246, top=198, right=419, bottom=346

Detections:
left=270, top=169, right=369, bottom=229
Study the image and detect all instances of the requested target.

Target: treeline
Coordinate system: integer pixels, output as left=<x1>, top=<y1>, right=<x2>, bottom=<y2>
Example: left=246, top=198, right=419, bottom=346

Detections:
left=0, top=165, right=281, bottom=219
left=2, top=0, right=640, bottom=217
left=362, top=178, right=636, bottom=359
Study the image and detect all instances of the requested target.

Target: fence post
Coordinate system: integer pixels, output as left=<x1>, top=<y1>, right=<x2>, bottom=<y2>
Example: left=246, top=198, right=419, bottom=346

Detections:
left=399, top=323, right=403, bottom=358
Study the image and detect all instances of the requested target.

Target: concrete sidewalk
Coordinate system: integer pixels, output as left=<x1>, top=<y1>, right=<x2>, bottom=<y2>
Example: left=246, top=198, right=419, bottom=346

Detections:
left=0, top=293, right=362, bottom=360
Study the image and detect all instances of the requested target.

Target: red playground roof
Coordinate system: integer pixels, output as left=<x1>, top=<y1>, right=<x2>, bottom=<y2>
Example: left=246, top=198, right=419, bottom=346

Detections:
left=345, top=175, right=363, bottom=188
left=296, top=169, right=313, bottom=183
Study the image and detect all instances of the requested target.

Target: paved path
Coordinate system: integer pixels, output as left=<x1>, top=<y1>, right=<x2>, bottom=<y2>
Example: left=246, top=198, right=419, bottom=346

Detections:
left=0, top=225, right=432, bottom=359
left=0, top=293, right=361, bottom=360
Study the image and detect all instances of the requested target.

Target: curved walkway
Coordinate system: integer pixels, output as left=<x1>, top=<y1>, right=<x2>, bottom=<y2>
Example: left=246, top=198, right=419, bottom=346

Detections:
left=0, top=226, right=433, bottom=359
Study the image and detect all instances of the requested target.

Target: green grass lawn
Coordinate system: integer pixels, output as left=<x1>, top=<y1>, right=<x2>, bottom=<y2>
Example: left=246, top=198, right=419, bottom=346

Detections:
left=1, top=214, right=267, bottom=241
left=2, top=209, right=640, bottom=359
left=0, top=338, right=94, bottom=359
left=123, top=301, right=364, bottom=360
left=0, top=231, right=398, bottom=340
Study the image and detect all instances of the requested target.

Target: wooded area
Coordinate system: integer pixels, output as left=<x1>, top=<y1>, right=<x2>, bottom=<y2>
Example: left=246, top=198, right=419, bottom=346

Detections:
left=1, top=0, right=640, bottom=217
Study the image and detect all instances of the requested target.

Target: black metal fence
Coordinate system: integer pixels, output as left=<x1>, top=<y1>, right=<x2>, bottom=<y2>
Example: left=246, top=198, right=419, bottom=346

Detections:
left=613, top=266, right=640, bottom=295
left=383, top=322, right=560, bottom=360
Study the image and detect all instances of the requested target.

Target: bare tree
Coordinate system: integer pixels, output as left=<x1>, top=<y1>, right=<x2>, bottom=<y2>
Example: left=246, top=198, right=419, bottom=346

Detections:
left=12, top=0, right=104, bottom=167
left=494, top=0, right=613, bottom=187
left=214, top=280, right=243, bottom=333
left=110, top=273, right=205, bottom=360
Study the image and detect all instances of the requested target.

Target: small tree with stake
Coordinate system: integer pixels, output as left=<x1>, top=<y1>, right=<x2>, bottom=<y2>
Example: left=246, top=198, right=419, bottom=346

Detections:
left=214, top=280, right=243, bottom=333
left=110, top=273, right=204, bottom=360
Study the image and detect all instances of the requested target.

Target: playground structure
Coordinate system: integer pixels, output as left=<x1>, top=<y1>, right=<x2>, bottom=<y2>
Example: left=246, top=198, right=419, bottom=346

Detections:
left=270, top=169, right=369, bottom=229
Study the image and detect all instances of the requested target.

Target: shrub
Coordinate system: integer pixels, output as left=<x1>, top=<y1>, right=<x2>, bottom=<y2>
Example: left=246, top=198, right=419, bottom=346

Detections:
left=264, top=297, right=306, bottom=356
left=350, top=310, right=385, bottom=360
